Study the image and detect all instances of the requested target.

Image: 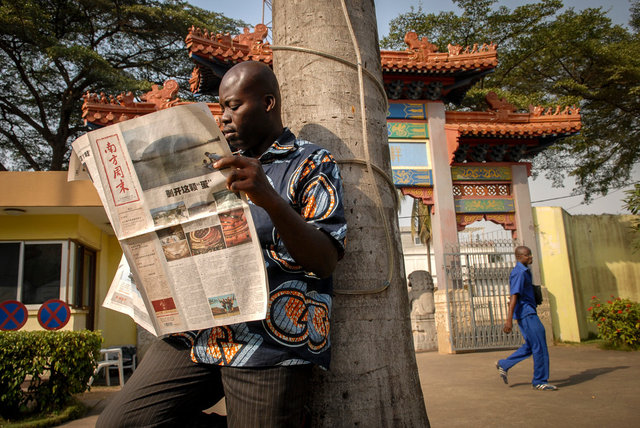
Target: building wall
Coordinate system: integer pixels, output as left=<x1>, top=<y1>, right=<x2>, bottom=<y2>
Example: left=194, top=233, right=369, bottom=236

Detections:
left=533, top=207, right=640, bottom=342
left=564, top=212, right=640, bottom=338
left=0, top=214, right=132, bottom=346
left=400, top=227, right=437, bottom=286
left=1, top=214, right=101, bottom=244
left=0, top=171, right=134, bottom=347
left=98, top=234, right=135, bottom=347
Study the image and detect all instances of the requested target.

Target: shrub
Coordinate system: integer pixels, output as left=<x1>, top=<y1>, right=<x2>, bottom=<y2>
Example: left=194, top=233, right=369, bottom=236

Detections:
left=588, top=296, right=640, bottom=349
left=0, top=330, right=102, bottom=420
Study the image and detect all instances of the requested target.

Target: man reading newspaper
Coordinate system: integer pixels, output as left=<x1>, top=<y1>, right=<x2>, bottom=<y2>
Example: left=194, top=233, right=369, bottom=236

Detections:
left=97, top=61, right=347, bottom=427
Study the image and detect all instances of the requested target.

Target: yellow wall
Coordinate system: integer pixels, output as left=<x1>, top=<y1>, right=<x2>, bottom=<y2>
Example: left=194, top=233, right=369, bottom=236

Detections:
left=97, top=234, right=137, bottom=347
left=533, top=207, right=640, bottom=341
left=1, top=171, right=134, bottom=348
left=1, top=214, right=101, bottom=245
left=0, top=214, right=133, bottom=347
left=533, top=207, right=581, bottom=342
left=0, top=171, right=102, bottom=207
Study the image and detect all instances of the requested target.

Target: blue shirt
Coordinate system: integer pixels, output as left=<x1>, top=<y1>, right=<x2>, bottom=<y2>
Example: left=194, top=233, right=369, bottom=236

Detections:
left=176, top=129, right=347, bottom=369
left=509, top=262, right=537, bottom=320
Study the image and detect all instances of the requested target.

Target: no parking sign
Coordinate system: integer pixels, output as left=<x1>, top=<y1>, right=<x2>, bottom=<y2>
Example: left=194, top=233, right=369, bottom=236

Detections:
left=0, top=300, right=28, bottom=331
left=37, top=299, right=71, bottom=330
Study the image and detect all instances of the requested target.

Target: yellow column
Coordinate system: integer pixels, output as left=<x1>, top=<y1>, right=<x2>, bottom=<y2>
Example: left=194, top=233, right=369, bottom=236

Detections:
left=533, top=207, right=581, bottom=342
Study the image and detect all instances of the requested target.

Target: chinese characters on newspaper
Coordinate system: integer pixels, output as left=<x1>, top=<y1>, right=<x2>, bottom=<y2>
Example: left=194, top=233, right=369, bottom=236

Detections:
left=68, top=103, right=268, bottom=336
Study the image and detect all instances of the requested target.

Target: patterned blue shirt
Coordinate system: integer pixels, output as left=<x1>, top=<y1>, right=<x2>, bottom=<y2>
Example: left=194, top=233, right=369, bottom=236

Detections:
left=176, top=129, right=346, bottom=369
left=509, top=262, right=537, bottom=320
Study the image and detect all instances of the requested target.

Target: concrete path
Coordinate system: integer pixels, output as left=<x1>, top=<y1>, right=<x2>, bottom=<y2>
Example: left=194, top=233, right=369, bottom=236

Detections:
left=61, top=343, right=639, bottom=427
left=419, top=343, right=639, bottom=427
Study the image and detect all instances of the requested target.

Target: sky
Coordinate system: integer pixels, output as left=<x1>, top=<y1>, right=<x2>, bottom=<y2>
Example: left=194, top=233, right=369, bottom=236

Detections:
left=198, top=0, right=633, bottom=35
left=190, top=0, right=637, bottom=217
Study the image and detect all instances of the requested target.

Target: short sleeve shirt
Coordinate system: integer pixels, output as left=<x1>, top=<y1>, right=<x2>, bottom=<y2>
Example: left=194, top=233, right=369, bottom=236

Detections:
left=175, top=129, right=347, bottom=369
left=509, top=262, right=537, bottom=320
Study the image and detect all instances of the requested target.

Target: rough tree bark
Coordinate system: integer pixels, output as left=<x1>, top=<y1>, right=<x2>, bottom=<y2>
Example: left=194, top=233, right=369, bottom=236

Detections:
left=272, top=1, right=430, bottom=426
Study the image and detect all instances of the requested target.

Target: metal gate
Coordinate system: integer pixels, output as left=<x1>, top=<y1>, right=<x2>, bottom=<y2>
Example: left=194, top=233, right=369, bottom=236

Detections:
left=443, top=236, right=523, bottom=351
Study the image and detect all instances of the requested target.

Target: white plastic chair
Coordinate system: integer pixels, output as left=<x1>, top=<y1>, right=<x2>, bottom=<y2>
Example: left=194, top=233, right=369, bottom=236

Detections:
left=89, top=347, right=124, bottom=387
left=116, top=345, right=137, bottom=373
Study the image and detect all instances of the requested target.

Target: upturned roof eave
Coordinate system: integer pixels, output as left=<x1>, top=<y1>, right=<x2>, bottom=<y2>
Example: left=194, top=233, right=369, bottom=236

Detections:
left=444, top=100, right=582, bottom=139
left=185, top=26, right=498, bottom=95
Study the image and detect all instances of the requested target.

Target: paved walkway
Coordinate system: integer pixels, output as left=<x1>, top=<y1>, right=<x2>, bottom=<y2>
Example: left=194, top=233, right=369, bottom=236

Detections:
left=418, top=343, right=639, bottom=427
left=61, top=343, right=639, bottom=427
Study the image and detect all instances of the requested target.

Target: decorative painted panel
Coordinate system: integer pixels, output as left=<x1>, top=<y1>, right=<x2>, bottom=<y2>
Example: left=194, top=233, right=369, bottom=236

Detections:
left=454, top=198, right=515, bottom=213
left=389, top=140, right=431, bottom=168
left=450, top=165, right=512, bottom=181
left=452, top=183, right=510, bottom=197
left=401, top=187, right=434, bottom=204
left=456, top=213, right=516, bottom=231
left=387, top=122, right=429, bottom=139
left=393, top=169, right=433, bottom=186
left=387, top=102, right=427, bottom=120
left=485, top=214, right=516, bottom=230
left=456, top=214, right=484, bottom=231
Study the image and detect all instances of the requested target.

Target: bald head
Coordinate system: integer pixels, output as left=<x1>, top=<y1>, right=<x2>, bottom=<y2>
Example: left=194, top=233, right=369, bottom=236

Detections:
left=515, top=246, right=533, bottom=266
left=220, top=61, right=281, bottom=115
left=218, top=61, right=284, bottom=156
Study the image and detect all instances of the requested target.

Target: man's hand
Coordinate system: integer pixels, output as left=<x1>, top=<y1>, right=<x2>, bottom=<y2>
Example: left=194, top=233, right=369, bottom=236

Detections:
left=504, top=293, right=517, bottom=334
left=213, top=154, right=338, bottom=278
left=213, top=155, right=279, bottom=209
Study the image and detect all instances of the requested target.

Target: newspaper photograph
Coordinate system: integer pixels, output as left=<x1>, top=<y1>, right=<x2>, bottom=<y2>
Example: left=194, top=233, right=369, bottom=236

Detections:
left=69, top=103, right=268, bottom=336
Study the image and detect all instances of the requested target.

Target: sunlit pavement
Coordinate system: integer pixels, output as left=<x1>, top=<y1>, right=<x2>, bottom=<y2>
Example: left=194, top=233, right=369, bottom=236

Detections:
left=61, top=343, right=639, bottom=427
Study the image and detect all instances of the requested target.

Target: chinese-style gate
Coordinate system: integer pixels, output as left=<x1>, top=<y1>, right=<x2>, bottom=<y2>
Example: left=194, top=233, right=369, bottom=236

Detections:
left=82, top=25, right=581, bottom=351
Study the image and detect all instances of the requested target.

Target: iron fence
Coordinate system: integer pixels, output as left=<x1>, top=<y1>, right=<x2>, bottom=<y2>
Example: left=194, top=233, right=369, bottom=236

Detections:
left=443, top=236, right=523, bottom=351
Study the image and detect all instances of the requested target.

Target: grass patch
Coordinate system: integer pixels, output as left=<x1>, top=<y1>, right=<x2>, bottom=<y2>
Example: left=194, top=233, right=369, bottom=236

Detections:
left=554, top=338, right=601, bottom=346
left=596, top=341, right=639, bottom=352
left=554, top=338, right=638, bottom=351
left=0, top=398, right=87, bottom=428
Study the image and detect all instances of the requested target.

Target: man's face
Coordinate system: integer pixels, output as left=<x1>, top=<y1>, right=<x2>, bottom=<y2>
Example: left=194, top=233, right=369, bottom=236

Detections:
left=219, top=73, right=270, bottom=156
left=517, top=250, right=533, bottom=266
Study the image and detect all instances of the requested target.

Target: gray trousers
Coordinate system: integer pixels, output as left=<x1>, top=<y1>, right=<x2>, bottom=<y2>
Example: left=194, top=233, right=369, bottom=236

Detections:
left=96, top=338, right=312, bottom=428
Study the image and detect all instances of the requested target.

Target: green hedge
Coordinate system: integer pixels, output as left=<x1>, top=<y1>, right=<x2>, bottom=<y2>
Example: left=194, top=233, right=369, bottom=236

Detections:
left=0, top=330, right=102, bottom=420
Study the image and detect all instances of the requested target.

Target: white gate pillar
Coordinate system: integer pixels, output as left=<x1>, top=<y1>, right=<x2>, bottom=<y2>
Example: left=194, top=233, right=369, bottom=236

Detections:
left=426, top=102, right=458, bottom=289
left=511, top=164, right=540, bottom=282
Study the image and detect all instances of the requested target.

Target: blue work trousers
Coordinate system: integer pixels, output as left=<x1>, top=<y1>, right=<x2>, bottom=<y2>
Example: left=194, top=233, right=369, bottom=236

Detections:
left=498, top=314, right=549, bottom=385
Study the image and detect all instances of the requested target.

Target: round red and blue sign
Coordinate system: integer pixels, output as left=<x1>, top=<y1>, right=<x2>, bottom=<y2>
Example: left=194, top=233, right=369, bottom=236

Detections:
left=0, top=300, right=28, bottom=331
left=37, top=299, right=71, bottom=330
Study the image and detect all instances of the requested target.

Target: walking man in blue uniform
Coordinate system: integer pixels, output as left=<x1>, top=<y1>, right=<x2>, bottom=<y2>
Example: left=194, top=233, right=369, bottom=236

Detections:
left=496, top=245, right=558, bottom=391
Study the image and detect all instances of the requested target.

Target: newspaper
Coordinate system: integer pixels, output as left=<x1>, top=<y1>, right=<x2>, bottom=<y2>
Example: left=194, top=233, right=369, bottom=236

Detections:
left=68, top=103, right=268, bottom=336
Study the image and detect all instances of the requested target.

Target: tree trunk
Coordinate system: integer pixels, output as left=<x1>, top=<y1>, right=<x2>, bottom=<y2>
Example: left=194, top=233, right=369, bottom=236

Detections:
left=272, top=1, right=430, bottom=426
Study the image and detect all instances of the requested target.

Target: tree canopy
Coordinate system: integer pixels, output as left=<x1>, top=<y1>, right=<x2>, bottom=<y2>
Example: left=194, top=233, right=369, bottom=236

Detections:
left=0, top=0, right=244, bottom=171
left=382, top=0, right=640, bottom=199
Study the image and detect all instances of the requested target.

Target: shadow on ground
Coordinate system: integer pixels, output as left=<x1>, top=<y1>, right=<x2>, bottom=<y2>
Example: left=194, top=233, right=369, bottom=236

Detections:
left=554, top=365, right=630, bottom=387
